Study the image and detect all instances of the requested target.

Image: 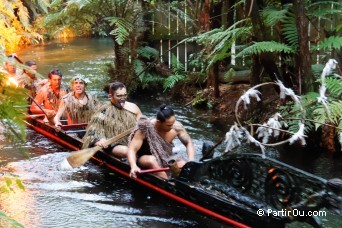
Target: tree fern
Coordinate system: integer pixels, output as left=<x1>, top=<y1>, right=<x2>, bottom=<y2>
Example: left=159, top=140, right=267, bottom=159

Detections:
left=312, top=36, right=342, bottom=51
left=163, top=54, right=185, bottom=91
left=163, top=74, right=185, bottom=91
left=136, top=46, right=159, bottom=60
left=281, top=12, right=298, bottom=49
left=236, top=41, right=294, bottom=58
left=313, top=100, right=342, bottom=125
left=107, top=17, right=133, bottom=45
left=308, top=1, right=342, bottom=18
left=261, top=5, right=291, bottom=27
left=325, top=77, right=342, bottom=98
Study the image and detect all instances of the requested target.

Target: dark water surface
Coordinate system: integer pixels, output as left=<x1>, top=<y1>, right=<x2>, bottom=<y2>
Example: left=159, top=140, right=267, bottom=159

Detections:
left=0, top=38, right=341, bottom=228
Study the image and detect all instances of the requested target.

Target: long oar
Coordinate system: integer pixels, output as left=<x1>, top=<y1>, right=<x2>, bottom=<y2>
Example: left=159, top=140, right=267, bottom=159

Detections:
left=66, top=127, right=134, bottom=168
left=24, top=92, right=49, bottom=118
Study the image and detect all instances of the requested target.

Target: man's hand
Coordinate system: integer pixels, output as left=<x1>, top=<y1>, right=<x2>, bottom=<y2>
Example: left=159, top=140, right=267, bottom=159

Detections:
left=45, top=109, right=56, bottom=119
left=95, top=139, right=108, bottom=148
left=129, top=165, right=141, bottom=179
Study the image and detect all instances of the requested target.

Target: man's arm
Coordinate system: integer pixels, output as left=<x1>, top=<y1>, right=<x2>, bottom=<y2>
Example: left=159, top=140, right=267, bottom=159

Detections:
left=30, top=90, right=44, bottom=114
left=127, top=130, right=145, bottom=178
left=174, top=121, right=195, bottom=161
left=54, top=98, right=67, bottom=127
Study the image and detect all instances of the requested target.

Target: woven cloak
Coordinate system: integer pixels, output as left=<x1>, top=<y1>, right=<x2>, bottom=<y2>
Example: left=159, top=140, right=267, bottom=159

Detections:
left=129, top=116, right=181, bottom=168
left=82, top=101, right=137, bottom=148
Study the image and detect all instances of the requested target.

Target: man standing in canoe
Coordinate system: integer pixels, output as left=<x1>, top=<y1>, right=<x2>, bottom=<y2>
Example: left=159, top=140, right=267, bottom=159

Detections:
left=82, top=81, right=142, bottom=158
left=30, top=69, right=68, bottom=123
left=127, top=105, right=195, bottom=179
left=54, top=74, right=100, bottom=127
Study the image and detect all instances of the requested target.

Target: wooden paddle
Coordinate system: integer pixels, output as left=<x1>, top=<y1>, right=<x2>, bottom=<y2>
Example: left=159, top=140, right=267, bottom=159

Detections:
left=66, top=127, right=134, bottom=168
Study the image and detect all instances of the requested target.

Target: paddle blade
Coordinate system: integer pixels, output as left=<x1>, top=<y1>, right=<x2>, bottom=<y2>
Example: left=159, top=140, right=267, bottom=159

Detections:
left=66, top=146, right=101, bottom=168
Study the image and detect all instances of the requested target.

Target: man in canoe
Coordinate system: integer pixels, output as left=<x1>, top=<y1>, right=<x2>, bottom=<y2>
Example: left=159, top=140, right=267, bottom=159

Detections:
left=82, top=81, right=142, bottom=158
left=127, top=105, right=195, bottom=179
left=30, top=69, right=68, bottom=123
left=14, top=60, right=47, bottom=98
left=1, top=55, right=21, bottom=86
left=54, top=74, right=100, bottom=137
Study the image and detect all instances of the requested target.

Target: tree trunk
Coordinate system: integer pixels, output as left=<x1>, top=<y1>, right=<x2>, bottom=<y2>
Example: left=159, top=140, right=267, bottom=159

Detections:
left=293, top=0, right=313, bottom=94
left=247, top=0, right=283, bottom=86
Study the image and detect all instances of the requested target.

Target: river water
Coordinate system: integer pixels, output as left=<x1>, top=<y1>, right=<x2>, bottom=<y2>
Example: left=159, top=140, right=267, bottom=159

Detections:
left=0, top=38, right=341, bottom=228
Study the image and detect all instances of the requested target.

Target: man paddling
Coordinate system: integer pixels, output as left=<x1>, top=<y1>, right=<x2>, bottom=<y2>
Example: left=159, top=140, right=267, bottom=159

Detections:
left=54, top=75, right=100, bottom=127
left=30, top=69, right=68, bottom=123
left=82, top=81, right=142, bottom=158
left=127, top=105, right=195, bottom=179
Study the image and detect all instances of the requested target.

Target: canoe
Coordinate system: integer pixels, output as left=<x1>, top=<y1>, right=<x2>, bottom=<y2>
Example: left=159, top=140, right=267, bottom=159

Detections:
left=25, top=115, right=341, bottom=228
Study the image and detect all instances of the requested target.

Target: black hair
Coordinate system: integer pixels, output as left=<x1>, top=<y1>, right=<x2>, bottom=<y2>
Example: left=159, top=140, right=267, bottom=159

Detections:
left=156, top=104, right=174, bottom=122
left=109, top=81, right=126, bottom=95
left=48, top=69, right=62, bottom=79
left=25, top=60, right=36, bottom=67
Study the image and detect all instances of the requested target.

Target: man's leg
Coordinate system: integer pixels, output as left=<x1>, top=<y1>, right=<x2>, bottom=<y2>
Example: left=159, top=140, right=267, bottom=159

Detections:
left=138, top=155, right=168, bottom=179
left=111, top=145, right=128, bottom=158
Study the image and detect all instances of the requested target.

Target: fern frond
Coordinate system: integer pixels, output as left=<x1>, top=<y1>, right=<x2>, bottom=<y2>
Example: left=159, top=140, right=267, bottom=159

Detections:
left=163, top=74, right=185, bottom=91
left=312, top=36, right=342, bottom=51
left=136, top=46, right=159, bottom=60
left=325, top=77, right=342, bottom=98
left=170, top=54, right=185, bottom=74
left=281, top=13, right=298, bottom=48
left=133, top=59, right=145, bottom=78
left=261, top=5, right=290, bottom=27
left=236, top=41, right=294, bottom=58
left=107, top=17, right=133, bottom=45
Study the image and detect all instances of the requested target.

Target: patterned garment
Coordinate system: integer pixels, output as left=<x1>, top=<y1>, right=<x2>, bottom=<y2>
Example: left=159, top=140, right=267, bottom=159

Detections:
left=60, top=92, right=100, bottom=124
left=14, top=72, right=43, bottom=97
left=82, top=101, right=137, bottom=148
left=128, top=116, right=182, bottom=168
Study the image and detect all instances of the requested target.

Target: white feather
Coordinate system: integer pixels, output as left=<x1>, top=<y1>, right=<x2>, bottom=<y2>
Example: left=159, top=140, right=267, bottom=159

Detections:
left=289, top=123, right=306, bottom=145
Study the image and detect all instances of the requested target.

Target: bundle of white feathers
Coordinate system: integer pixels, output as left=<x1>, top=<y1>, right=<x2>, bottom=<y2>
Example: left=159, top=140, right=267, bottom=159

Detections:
left=224, top=59, right=340, bottom=158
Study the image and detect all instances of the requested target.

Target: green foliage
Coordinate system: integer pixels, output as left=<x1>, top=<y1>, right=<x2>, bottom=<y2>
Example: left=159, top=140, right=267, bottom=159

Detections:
left=0, top=77, right=27, bottom=142
left=136, top=46, right=159, bottom=60
left=313, top=100, right=342, bottom=125
left=312, top=36, right=342, bottom=51
left=133, top=46, right=163, bottom=89
left=261, top=5, right=291, bottom=27
left=325, top=77, right=342, bottom=98
left=188, top=19, right=252, bottom=68
left=0, top=210, right=24, bottom=228
left=0, top=0, right=43, bottom=52
left=279, top=74, right=342, bottom=147
left=308, top=1, right=342, bottom=18
left=107, top=17, right=134, bottom=45
left=191, top=91, right=211, bottom=108
left=236, top=41, right=295, bottom=58
left=163, top=55, right=185, bottom=91
left=280, top=12, right=298, bottom=49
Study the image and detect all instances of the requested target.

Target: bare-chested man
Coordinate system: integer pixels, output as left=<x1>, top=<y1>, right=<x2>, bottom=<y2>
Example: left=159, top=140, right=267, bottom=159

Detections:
left=128, top=105, right=195, bottom=179
left=30, top=69, right=67, bottom=122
